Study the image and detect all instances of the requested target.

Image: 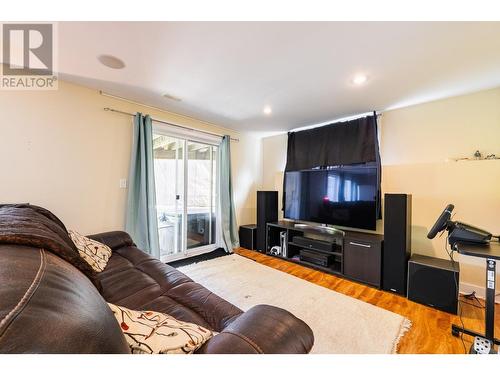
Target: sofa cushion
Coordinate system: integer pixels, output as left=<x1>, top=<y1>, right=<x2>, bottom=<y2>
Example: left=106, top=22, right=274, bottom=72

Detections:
left=0, top=245, right=130, bottom=353
left=0, top=204, right=99, bottom=287
left=108, top=303, right=214, bottom=354
left=97, top=245, right=243, bottom=332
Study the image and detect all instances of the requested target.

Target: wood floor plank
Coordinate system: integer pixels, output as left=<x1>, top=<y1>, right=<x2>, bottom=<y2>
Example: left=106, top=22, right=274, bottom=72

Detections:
left=235, top=248, right=500, bottom=354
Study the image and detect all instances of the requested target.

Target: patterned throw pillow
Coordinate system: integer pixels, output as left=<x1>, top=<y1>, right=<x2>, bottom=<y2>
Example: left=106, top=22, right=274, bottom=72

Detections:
left=68, top=230, right=112, bottom=272
left=108, top=303, right=214, bottom=354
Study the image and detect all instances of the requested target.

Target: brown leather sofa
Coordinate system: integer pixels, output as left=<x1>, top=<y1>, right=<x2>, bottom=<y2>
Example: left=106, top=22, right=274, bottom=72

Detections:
left=0, top=228, right=314, bottom=353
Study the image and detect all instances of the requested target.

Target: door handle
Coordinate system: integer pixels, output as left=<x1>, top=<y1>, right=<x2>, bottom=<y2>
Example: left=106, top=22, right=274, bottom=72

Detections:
left=176, top=195, right=180, bottom=200
left=349, top=241, right=371, bottom=248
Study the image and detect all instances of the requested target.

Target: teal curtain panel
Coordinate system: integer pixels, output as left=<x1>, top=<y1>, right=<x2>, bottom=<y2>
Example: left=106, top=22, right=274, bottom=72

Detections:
left=218, top=135, right=239, bottom=252
left=125, top=113, right=160, bottom=258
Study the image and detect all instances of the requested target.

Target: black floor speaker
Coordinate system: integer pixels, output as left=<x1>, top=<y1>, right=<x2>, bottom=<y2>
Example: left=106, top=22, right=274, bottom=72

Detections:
left=256, top=191, right=278, bottom=252
left=383, top=193, right=412, bottom=295
left=408, top=254, right=459, bottom=314
left=239, top=224, right=257, bottom=250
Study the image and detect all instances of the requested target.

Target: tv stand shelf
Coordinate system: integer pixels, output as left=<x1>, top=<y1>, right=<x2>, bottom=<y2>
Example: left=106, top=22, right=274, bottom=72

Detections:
left=288, top=242, right=343, bottom=257
left=265, top=221, right=383, bottom=288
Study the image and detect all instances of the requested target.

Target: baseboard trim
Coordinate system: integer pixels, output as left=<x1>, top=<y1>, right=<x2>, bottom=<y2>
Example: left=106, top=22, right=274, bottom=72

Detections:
left=460, top=281, right=500, bottom=304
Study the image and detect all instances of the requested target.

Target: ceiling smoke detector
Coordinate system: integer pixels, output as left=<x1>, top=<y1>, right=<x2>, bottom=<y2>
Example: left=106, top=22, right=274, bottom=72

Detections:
left=162, top=93, right=182, bottom=102
left=97, top=55, right=126, bottom=69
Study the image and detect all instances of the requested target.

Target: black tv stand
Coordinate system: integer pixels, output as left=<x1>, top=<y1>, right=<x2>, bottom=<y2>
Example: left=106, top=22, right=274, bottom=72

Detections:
left=266, top=221, right=384, bottom=288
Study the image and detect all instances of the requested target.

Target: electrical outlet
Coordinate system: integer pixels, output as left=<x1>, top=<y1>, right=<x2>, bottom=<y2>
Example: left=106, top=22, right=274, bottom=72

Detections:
left=119, top=179, right=127, bottom=189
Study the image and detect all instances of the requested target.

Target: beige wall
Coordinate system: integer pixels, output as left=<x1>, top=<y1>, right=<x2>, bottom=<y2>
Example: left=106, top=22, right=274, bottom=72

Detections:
left=261, top=133, right=288, bottom=220
left=232, top=131, right=262, bottom=225
left=261, top=87, right=500, bottom=296
left=380, top=87, right=500, bottom=295
left=0, top=80, right=259, bottom=234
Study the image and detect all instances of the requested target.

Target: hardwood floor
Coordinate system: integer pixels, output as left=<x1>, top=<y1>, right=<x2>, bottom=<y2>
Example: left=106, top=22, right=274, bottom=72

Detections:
left=235, top=248, right=500, bottom=354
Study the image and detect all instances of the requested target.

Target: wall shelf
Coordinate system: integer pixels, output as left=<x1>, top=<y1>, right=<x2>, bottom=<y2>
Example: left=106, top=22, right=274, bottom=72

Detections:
left=447, top=150, right=500, bottom=162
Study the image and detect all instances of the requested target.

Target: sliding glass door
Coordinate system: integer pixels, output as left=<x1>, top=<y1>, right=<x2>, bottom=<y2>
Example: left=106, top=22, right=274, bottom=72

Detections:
left=186, top=141, right=217, bottom=250
left=153, top=132, right=218, bottom=262
left=153, top=134, right=185, bottom=261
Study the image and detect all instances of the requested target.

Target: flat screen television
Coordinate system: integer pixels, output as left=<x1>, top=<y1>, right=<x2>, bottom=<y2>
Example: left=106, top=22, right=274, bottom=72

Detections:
left=284, top=165, right=378, bottom=230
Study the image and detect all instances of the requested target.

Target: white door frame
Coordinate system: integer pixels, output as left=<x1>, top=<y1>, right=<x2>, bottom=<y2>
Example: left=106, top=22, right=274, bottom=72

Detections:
left=153, top=123, right=221, bottom=263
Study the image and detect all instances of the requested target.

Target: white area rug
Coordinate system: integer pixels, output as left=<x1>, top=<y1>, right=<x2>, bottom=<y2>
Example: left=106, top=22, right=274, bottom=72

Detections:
left=179, top=254, right=411, bottom=354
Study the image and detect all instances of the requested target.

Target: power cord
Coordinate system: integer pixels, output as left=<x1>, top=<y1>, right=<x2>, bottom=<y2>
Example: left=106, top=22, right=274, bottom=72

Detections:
left=462, top=291, right=485, bottom=309
left=459, top=299, right=481, bottom=309
left=445, top=236, right=467, bottom=353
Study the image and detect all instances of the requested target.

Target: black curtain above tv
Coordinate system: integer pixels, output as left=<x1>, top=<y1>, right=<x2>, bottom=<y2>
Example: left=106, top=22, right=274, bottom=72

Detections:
left=285, top=114, right=379, bottom=171
left=284, top=113, right=382, bottom=219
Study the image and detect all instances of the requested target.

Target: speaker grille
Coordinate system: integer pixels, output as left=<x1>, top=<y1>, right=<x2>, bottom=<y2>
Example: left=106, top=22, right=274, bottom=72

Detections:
left=256, top=191, right=278, bottom=252
left=382, top=194, right=411, bottom=295
left=239, top=225, right=257, bottom=250
left=408, top=255, right=459, bottom=314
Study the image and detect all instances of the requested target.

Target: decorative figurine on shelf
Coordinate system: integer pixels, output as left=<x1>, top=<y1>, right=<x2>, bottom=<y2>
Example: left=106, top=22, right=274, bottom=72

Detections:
left=449, top=150, right=500, bottom=162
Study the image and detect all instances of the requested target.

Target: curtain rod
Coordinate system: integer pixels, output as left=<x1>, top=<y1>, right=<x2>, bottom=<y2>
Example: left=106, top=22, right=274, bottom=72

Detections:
left=103, top=107, right=239, bottom=142
left=289, top=111, right=382, bottom=133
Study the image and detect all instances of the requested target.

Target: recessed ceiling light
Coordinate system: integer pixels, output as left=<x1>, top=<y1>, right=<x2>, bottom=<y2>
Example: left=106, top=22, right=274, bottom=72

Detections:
left=97, top=55, right=126, bottom=69
left=352, top=74, right=368, bottom=85
left=263, top=105, right=272, bottom=115
left=162, top=93, right=182, bottom=102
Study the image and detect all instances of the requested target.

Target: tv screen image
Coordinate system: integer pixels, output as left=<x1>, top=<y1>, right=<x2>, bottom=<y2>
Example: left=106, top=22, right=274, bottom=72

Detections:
left=284, top=166, right=378, bottom=230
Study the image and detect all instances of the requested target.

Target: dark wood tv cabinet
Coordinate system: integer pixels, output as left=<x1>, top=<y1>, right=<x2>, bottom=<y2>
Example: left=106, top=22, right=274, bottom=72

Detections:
left=266, top=221, right=384, bottom=288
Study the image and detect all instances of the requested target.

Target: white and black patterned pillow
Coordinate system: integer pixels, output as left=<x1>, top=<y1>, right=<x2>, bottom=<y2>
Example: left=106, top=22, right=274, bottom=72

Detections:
left=68, top=230, right=112, bottom=272
left=108, top=303, right=214, bottom=354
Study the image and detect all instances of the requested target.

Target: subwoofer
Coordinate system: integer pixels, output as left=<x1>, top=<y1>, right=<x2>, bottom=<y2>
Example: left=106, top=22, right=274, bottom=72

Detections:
left=256, top=191, right=278, bottom=252
left=383, top=193, right=412, bottom=295
left=407, top=254, right=459, bottom=314
left=239, top=224, right=257, bottom=250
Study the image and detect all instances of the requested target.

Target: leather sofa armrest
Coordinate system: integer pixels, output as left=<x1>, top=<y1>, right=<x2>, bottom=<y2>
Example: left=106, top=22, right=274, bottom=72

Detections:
left=196, top=305, right=314, bottom=354
left=87, top=231, right=135, bottom=251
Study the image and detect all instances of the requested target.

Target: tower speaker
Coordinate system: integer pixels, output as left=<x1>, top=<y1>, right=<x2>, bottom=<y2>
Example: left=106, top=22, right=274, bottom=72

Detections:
left=408, top=254, right=459, bottom=314
left=256, top=191, right=278, bottom=252
left=383, top=193, right=412, bottom=295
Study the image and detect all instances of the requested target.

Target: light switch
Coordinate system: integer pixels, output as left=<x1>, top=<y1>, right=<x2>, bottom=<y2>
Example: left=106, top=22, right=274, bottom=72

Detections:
left=119, top=179, right=127, bottom=189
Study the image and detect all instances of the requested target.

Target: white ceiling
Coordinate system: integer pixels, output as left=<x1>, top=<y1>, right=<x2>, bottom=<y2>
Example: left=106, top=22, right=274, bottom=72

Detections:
left=58, top=22, right=500, bottom=132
